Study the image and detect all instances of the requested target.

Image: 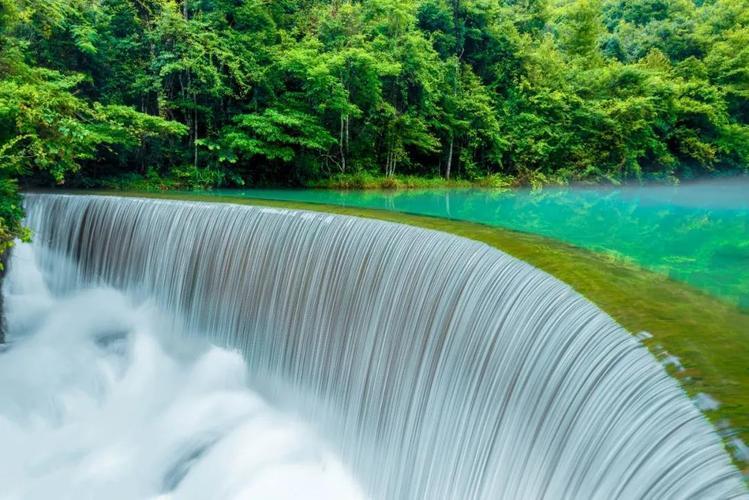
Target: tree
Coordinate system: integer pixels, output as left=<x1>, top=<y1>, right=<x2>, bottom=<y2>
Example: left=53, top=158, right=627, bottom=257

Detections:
left=0, top=0, right=746, bottom=208
left=0, top=0, right=185, bottom=253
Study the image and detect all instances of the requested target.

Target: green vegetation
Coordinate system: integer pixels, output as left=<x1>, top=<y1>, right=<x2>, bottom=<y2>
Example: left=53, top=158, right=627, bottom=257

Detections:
left=0, top=180, right=24, bottom=269
left=305, top=171, right=527, bottom=188
left=2, top=0, right=749, bottom=249
left=95, top=190, right=749, bottom=473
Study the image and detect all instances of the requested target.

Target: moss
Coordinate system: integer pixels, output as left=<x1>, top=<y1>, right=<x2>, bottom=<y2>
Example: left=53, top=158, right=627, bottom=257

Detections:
left=76, top=190, right=749, bottom=473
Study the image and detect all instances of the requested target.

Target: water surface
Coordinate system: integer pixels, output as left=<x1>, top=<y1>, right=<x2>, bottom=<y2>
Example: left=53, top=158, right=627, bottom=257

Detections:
left=194, top=177, right=749, bottom=306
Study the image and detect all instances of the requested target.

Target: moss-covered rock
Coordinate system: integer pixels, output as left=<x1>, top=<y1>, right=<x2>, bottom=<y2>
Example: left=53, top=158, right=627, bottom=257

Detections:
left=0, top=247, right=8, bottom=344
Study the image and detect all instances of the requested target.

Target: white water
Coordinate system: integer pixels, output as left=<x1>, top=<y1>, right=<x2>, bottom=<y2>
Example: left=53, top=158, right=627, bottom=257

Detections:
left=0, top=243, right=364, bottom=500
left=11, top=194, right=749, bottom=498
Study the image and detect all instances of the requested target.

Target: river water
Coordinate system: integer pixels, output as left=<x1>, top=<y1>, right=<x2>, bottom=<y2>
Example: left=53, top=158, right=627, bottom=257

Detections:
left=195, top=177, right=749, bottom=306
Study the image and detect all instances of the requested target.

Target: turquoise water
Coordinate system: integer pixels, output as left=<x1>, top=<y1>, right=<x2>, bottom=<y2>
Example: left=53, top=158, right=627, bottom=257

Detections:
left=193, top=178, right=749, bottom=307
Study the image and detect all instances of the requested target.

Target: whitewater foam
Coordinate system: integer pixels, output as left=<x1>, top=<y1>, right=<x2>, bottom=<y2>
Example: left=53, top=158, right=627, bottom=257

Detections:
left=0, top=242, right=364, bottom=500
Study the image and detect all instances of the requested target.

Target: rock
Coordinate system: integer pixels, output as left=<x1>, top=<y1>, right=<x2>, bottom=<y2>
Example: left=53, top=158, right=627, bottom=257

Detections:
left=0, top=247, right=8, bottom=344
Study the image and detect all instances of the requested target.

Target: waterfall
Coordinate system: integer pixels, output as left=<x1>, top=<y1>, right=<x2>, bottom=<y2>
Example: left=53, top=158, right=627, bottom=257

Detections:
left=23, top=194, right=746, bottom=499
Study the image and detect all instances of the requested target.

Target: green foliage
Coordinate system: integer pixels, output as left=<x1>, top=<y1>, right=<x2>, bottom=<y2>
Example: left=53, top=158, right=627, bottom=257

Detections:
left=0, top=178, right=26, bottom=269
left=0, top=71, right=186, bottom=182
left=221, top=109, right=336, bottom=163
left=0, top=0, right=186, bottom=249
left=0, top=0, right=748, bottom=242
left=308, top=172, right=480, bottom=189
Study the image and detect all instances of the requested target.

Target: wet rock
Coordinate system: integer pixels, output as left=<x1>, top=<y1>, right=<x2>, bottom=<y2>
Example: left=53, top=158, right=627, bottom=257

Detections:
left=0, top=248, right=9, bottom=344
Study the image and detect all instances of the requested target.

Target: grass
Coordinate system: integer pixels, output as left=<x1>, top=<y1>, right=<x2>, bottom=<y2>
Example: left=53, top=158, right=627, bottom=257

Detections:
left=80, top=190, right=749, bottom=474
left=306, top=172, right=526, bottom=190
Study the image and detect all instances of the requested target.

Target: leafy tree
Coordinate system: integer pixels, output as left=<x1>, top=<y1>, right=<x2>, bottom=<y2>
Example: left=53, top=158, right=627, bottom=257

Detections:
left=0, top=0, right=747, bottom=251
left=0, top=0, right=185, bottom=252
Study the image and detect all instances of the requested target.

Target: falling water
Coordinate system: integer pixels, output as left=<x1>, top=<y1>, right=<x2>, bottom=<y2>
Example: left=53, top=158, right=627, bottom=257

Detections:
left=19, top=194, right=747, bottom=499
left=0, top=240, right=364, bottom=500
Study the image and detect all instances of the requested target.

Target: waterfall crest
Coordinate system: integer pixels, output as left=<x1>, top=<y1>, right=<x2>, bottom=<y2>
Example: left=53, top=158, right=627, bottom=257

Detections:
left=24, top=194, right=747, bottom=499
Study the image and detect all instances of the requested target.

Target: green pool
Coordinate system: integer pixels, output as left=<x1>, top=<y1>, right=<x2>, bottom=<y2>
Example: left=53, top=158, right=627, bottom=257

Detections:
left=192, top=177, right=749, bottom=307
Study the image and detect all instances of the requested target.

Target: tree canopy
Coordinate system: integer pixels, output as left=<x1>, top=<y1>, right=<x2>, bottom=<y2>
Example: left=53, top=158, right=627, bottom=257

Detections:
left=1, top=0, right=748, bottom=248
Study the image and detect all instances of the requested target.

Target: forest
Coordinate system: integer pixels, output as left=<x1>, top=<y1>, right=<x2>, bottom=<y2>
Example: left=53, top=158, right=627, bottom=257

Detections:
left=1, top=0, right=749, bottom=248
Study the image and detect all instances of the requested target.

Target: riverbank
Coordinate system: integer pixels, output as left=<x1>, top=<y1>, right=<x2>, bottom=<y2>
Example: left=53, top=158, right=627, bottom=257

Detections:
left=95, top=172, right=520, bottom=192
left=305, top=173, right=517, bottom=190
left=91, top=170, right=692, bottom=193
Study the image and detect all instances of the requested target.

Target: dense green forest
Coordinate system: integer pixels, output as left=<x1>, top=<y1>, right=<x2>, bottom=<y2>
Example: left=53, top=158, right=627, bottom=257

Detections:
left=1, top=0, right=749, bottom=247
